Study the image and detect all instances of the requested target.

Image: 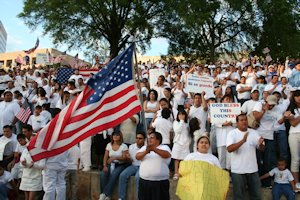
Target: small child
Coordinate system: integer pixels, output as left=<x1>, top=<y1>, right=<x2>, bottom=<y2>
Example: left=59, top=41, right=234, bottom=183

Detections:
left=171, top=110, right=191, bottom=180
left=151, top=108, right=173, bottom=146
left=10, top=134, right=27, bottom=188
left=0, top=162, right=18, bottom=200
left=260, top=158, right=296, bottom=200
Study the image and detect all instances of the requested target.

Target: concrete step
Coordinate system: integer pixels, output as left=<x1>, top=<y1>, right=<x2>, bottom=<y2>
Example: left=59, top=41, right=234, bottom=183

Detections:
left=77, top=170, right=300, bottom=200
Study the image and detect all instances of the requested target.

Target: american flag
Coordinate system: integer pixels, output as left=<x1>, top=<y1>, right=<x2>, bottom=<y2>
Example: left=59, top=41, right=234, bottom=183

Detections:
left=27, top=44, right=141, bottom=161
left=15, top=55, right=26, bottom=65
left=56, top=68, right=75, bottom=84
left=16, top=99, right=31, bottom=123
left=57, top=68, right=100, bottom=84
left=24, top=38, right=39, bottom=54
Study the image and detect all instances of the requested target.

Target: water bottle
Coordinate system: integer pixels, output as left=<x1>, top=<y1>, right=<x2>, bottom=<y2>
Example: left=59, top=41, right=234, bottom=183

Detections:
left=110, top=162, right=115, bottom=174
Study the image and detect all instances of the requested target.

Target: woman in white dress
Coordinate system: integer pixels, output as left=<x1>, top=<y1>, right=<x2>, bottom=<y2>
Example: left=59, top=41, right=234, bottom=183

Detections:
left=171, top=110, right=191, bottom=180
left=20, top=148, right=46, bottom=200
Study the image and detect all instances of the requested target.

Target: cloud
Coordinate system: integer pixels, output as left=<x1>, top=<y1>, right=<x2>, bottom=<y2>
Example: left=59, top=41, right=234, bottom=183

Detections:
left=6, top=35, right=24, bottom=52
left=144, top=38, right=169, bottom=56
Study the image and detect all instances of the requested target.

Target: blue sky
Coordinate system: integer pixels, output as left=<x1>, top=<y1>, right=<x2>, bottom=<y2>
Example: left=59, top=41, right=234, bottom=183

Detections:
left=0, top=0, right=168, bottom=61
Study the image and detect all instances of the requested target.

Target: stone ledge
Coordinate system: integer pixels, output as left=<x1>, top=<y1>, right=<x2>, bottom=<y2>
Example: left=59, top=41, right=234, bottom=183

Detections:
left=77, top=170, right=300, bottom=200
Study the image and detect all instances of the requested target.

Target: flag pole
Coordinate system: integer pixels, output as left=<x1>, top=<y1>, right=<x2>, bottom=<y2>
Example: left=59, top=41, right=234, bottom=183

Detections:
left=133, top=42, right=147, bottom=134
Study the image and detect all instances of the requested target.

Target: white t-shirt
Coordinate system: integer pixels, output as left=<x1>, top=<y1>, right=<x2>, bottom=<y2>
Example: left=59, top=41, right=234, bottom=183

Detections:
left=241, top=100, right=259, bottom=114
left=0, top=101, right=20, bottom=135
left=172, top=88, right=187, bottom=106
left=0, top=170, right=12, bottom=184
left=120, top=115, right=139, bottom=144
left=41, top=110, right=52, bottom=123
left=138, top=145, right=171, bottom=181
left=236, top=84, right=251, bottom=100
left=184, top=152, right=221, bottom=168
left=226, top=128, right=260, bottom=174
left=269, top=168, right=294, bottom=184
left=152, top=117, right=173, bottom=144
left=27, top=115, right=47, bottom=133
left=0, top=75, right=11, bottom=90
left=189, top=106, right=208, bottom=133
left=129, top=143, right=144, bottom=166
left=264, top=83, right=283, bottom=93
left=289, top=108, right=300, bottom=134
left=106, top=143, right=128, bottom=164
left=0, top=134, right=17, bottom=156
left=253, top=102, right=280, bottom=140
left=242, top=72, right=257, bottom=88
left=144, top=101, right=158, bottom=119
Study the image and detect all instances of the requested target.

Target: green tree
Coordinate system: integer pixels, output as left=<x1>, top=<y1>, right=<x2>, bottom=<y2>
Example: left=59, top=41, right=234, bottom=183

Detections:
left=19, top=0, right=164, bottom=58
left=159, top=0, right=260, bottom=62
left=254, top=0, right=300, bottom=60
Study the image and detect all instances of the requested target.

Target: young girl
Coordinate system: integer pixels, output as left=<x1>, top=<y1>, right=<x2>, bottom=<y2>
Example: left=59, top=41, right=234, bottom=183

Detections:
left=189, top=117, right=208, bottom=152
left=171, top=110, right=191, bottom=180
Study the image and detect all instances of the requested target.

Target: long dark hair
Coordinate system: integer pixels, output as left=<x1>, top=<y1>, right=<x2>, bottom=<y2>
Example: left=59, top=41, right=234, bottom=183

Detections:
left=176, top=110, right=188, bottom=123
left=189, top=117, right=200, bottom=137
left=288, top=90, right=300, bottom=115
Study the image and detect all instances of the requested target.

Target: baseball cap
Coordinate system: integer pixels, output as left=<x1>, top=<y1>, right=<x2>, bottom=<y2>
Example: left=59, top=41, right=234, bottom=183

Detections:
left=266, top=95, right=277, bottom=105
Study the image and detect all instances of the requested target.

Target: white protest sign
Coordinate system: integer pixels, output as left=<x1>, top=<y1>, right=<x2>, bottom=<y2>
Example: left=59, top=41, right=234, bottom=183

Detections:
left=36, top=53, right=50, bottom=65
left=210, top=103, right=241, bottom=124
left=149, top=68, right=165, bottom=89
left=266, top=55, right=272, bottom=63
left=186, top=74, right=214, bottom=97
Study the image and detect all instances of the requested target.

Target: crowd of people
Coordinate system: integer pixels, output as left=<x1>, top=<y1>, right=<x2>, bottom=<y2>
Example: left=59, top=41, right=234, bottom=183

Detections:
left=0, top=56, right=300, bottom=200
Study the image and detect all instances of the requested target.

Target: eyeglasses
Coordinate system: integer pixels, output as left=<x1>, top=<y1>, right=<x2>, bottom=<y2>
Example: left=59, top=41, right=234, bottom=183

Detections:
left=136, top=137, right=144, bottom=140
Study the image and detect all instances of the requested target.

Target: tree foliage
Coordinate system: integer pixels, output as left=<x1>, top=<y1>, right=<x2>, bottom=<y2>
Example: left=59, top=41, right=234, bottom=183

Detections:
left=19, top=0, right=164, bottom=58
left=254, top=0, right=300, bottom=60
left=158, top=0, right=260, bottom=62
left=19, top=0, right=300, bottom=61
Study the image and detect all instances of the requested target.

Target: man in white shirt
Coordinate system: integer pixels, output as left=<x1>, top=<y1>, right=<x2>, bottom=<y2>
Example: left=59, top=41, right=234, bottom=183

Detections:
left=241, top=89, right=260, bottom=114
left=118, top=132, right=146, bottom=200
left=264, top=75, right=283, bottom=94
left=43, top=152, right=68, bottom=200
left=187, top=92, right=208, bottom=133
left=253, top=95, right=281, bottom=188
left=27, top=105, right=47, bottom=133
left=227, top=114, right=264, bottom=200
left=0, top=91, right=20, bottom=136
left=0, top=125, right=18, bottom=169
left=152, top=75, right=170, bottom=100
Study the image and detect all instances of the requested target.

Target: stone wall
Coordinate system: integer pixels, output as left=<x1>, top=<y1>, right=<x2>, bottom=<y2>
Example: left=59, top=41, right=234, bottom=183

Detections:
left=76, top=170, right=300, bottom=200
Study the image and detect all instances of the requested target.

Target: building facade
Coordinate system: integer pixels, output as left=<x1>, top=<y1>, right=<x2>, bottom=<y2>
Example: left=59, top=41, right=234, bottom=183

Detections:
left=0, top=20, right=7, bottom=53
left=0, top=48, right=89, bottom=69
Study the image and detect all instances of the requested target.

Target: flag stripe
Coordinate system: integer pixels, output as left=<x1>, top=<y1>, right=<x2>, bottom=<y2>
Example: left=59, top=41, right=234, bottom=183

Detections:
left=60, top=94, right=139, bottom=140
left=40, top=90, right=84, bottom=150
left=79, top=69, right=99, bottom=77
left=68, top=84, right=135, bottom=124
